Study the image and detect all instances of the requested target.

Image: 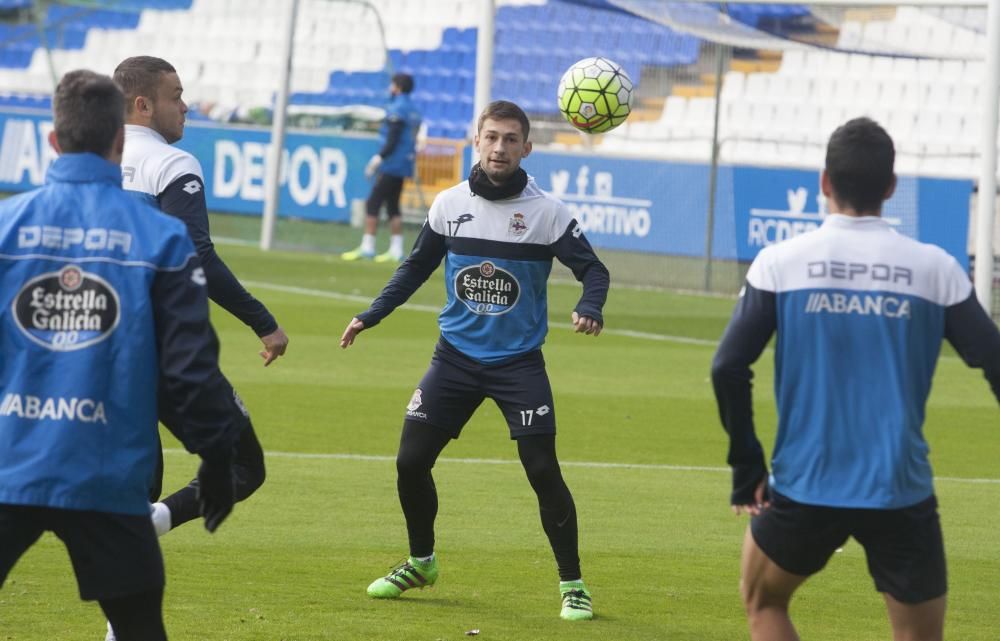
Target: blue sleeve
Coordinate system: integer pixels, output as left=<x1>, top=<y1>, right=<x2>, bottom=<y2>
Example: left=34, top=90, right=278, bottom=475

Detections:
left=158, top=173, right=278, bottom=337
left=356, top=221, right=447, bottom=328
left=379, top=118, right=405, bottom=158
left=945, top=292, right=1000, bottom=404
left=152, top=252, right=245, bottom=462
left=711, top=282, right=776, bottom=504
left=550, top=220, right=610, bottom=325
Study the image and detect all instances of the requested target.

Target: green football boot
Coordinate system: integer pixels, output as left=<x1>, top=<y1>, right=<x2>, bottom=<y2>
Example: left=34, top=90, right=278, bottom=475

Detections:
left=367, top=557, right=438, bottom=598
left=559, top=580, right=593, bottom=621
left=341, top=246, right=374, bottom=261
left=373, top=250, right=403, bottom=263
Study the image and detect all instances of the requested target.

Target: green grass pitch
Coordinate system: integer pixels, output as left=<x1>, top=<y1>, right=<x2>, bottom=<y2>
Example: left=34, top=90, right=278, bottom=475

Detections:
left=2, top=236, right=997, bottom=640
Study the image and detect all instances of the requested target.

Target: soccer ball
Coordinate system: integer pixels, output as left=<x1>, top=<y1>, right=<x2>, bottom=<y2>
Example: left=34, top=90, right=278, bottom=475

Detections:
left=557, top=57, right=633, bottom=134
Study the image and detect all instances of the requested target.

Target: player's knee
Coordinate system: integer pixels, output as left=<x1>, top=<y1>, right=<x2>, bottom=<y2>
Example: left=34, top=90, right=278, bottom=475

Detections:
left=521, top=457, right=562, bottom=490
left=395, top=450, right=432, bottom=480
left=740, top=573, right=789, bottom=617
left=233, top=458, right=265, bottom=502
left=233, top=438, right=266, bottom=501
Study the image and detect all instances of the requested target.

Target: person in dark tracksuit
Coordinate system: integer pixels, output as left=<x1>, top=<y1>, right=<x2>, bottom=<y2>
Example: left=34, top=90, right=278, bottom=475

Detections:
left=112, top=56, right=285, bottom=546
left=712, top=117, right=1000, bottom=641
left=342, top=72, right=422, bottom=263
left=0, top=70, right=242, bottom=641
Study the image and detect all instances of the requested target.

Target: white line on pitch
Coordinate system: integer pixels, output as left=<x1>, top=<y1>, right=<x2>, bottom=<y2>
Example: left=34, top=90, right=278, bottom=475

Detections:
left=214, top=235, right=731, bottom=297
left=240, top=279, right=719, bottom=346
left=162, top=449, right=999, bottom=484
left=239, top=280, right=978, bottom=359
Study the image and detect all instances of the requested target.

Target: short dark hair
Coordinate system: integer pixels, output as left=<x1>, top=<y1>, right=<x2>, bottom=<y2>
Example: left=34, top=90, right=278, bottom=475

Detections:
left=391, top=72, right=414, bottom=94
left=113, top=56, right=176, bottom=114
left=52, top=69, right=124, bottom=156
left=477, top=100, right=530, bottom=140
left=825, top=117, right=895, bottom=213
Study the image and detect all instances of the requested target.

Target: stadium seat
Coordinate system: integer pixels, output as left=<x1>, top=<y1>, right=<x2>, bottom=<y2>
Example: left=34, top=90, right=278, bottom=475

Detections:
left=778, top=49, right=806, bottom=76
left=837, top=22, right=863, bottom=49
left=868, top=55, right=894, bottom=78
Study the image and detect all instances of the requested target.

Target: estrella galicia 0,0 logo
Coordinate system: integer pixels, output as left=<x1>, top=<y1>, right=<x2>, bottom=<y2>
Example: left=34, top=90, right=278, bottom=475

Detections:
left=13, top=265, right=121, bottom=351
left=454, top=261, right=521, bottom=315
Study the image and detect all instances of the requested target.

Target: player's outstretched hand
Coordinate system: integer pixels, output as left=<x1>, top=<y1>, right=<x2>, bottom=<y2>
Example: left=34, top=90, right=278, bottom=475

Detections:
left=259, top=326, right=289, bottom=366
left=197, top=458, right=235, bottom=533
left=571, top=311, right=603, bottom=336
left=340, top=317, right=365, bottom=349
left=364, top=154, right=382, bottom=179
left=732, top=478, right=770, bottom=517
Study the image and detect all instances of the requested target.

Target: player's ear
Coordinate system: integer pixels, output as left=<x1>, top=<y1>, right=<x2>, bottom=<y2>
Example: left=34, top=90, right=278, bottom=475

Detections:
left=820, top=169, right=833, bottom=198
left=47, top=130, right=61, bottom=154
left=883, top=174, right=897, bottom=202
left=134, top=95, right=151, bottom=116
left=522, top=140, right=532, bottom=158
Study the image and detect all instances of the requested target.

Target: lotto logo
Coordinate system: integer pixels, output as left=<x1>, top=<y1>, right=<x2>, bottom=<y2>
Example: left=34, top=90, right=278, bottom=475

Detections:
left=519, top=405, right=551, bottom=426
left=182, top=180, right=202, bottom=195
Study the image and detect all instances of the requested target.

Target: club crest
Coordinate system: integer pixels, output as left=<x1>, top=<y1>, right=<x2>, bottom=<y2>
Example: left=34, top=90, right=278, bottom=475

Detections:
left=407, top=388, right=423, bottom=411
left=508, top=212, right=528, bottom=237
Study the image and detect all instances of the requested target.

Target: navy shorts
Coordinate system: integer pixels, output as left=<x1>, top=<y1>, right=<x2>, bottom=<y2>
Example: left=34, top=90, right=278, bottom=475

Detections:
left=404, top=338, right=556, bottom=439
left=0, top=504, right=164, bottom=601
left=366, top=173, right=405, bottom=219
left=751, top=491, right=947, bottom=604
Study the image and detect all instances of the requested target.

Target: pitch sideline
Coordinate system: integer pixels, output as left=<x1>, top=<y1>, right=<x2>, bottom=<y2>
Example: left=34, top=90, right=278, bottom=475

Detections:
left=242, top=279, right=726, bottom=347
left=241, top=279, right=974, bottom=359
left=162, top=449, right=999, bottom=484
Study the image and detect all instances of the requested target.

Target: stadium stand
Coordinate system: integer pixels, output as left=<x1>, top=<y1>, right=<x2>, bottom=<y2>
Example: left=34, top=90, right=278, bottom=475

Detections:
left=0, top=0, right=699, bottom=140
left=0, top=0, right=994, bottom=178
left=598, top=2, right=991, bottom=178
left=836, top=6, right=987, bottom=57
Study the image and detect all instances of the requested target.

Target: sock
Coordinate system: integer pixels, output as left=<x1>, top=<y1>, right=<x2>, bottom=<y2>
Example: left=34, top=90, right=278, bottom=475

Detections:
left=150, top=502, right=172, bottom=537
left=389, top=234, right=404, bottom=257
left=161, top=485, right=201, bottom=529
left=360, top=233, right=375, bottom=254
left=412, top=554, right=435, bottom=565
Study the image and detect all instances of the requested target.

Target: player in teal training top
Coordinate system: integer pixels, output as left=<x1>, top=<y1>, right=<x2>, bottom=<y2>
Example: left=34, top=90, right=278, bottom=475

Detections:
left=341, top=100, right=609, bottom=621
left=712, top=117, right=1000, bottom=641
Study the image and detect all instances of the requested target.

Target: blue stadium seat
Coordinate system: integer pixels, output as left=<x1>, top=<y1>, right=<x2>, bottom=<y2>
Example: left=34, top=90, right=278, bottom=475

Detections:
left=328, top=70, right=348, bottom=91
left=0, top=1, right=188, bottom=71
left=427, top=123, right=449, bottom=138
left=441, top=27, right=463, bottom=48
left=0, top=49, right=31, bottom=68
left=722, top=3, right=809, bottom=28
left=456, top=28, right=476, bottom=52
left=387, top=49, right=404, bottom=72
left=483, top=1, right=700, bottom=114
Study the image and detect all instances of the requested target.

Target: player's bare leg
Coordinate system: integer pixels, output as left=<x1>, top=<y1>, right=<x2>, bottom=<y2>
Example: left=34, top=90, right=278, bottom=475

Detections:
left=740, top=526, right=808, bottom=641
left=884, top=592, right=946, bottom=641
